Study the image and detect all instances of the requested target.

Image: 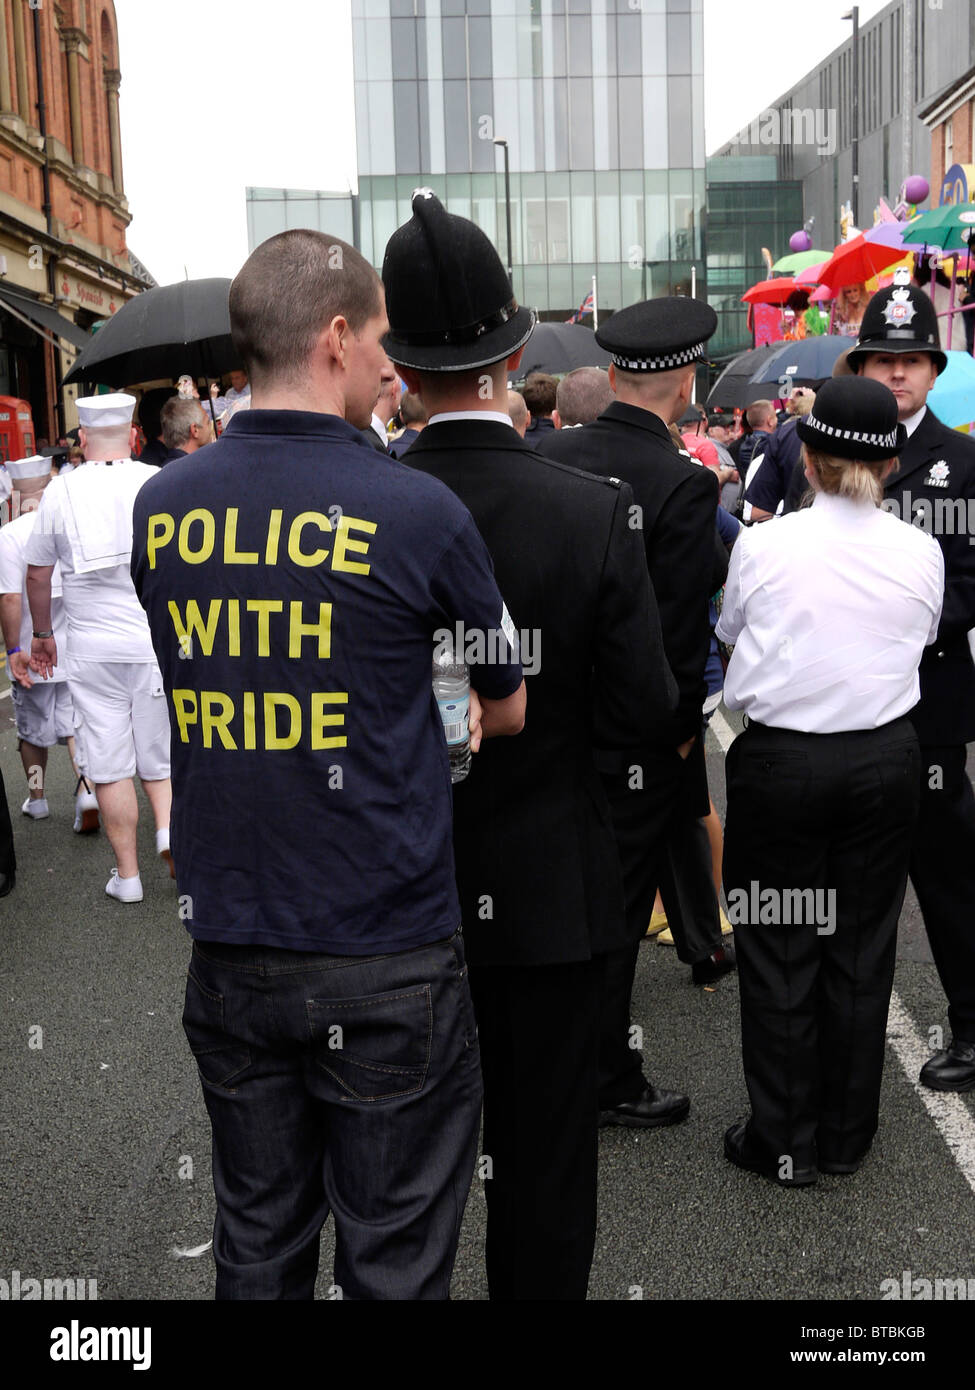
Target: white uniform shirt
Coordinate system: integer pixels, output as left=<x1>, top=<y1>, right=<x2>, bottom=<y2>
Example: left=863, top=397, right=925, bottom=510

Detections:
left=716, top=491, right=944, bottom=733
left=0, top=511, right=69, bottom=681
left=24, top=463, right=158, bottom=664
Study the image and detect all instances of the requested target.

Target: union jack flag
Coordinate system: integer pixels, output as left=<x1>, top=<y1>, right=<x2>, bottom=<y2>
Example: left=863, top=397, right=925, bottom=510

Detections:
left=566, top=289, right=595, bottom=324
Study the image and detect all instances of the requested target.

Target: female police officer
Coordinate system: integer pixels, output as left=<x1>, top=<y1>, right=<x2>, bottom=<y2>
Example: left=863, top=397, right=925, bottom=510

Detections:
left=716, top=376, right=944, bottom=1185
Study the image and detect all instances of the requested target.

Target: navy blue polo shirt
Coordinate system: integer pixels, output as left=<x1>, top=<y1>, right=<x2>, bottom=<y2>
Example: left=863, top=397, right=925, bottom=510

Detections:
left=131, top=409, right=522, bottom=955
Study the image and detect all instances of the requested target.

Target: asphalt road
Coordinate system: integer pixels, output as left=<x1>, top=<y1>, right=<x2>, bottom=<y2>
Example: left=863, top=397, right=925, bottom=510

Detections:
left=1, top=684, right=973, bottom=1306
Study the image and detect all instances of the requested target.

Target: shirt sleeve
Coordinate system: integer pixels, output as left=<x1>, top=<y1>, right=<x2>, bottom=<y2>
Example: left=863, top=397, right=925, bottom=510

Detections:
left=715, top=531, right=748, bottom=646
left=0, top=527, right=24, bottom=595
left=23, top=486, right=62, bottom=568
left=926, top=541, right=946, bottom=646
left=744, top=430, right=788, bottom=513
left=428, top=512, right=523, bottom=702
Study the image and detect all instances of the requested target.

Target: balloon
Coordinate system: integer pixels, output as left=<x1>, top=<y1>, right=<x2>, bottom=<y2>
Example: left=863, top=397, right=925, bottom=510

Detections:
left=903, top=175, right=930, bottom=206
left=789, top=230, right=812, bottom=253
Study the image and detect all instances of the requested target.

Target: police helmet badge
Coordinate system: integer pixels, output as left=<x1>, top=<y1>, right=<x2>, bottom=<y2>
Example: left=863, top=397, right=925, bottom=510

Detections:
left=883, top=288, right=917, bottom=327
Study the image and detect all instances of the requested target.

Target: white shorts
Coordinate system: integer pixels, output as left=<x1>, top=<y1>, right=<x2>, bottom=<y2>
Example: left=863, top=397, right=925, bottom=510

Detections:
left=10, top=680, right=74, bottom=748
left=68, top=661, right=171, bottom=784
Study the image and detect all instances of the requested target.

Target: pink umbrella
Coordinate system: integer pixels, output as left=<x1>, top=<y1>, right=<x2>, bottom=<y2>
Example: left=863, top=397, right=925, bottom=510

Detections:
left=809, top=285, right=832, bottom=302
left=795, top=262, right=827, bottom=286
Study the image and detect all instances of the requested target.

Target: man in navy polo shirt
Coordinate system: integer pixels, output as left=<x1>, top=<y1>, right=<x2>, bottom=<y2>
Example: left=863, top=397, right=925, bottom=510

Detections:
left=131, top=229, right=525, bottom=1301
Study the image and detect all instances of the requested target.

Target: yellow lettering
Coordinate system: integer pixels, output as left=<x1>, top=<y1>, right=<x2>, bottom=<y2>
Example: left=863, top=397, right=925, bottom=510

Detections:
left=200, top=691, right=237, bottom=750
left=332, top=515, right=376, bottom=576
left=147, top=513, right=175, bottom=569
left=287, top=511, right=331, bottom=567
left=178, top=508, right=216, bottom=564
left=246, top=599, right=284, bottom=656
left=223, top=509, right=259, bottom=565
left=265, top=509, right=283, bottom=565
left=289, top=601, right=332, bottom=659
left=264, top=692, right=301, bottom=750
left=227, top=599, right=240, bottom=657
left=172, top=689, right=198, bottom=742
left=168, top=599, right=222, bottom=657
left=242, top=690, right=256, bottom=749
left=310, top=691, right=349, bottom=749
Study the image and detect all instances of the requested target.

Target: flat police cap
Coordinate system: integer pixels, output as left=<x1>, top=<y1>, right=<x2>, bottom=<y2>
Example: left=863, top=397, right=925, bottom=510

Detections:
left=596, top=297, right=717, bottom=373
left=846, top=273, right=947, bottom=375
left=382, top=189, right=535, bottom=372
left=796, top=376, right=907, bottom=462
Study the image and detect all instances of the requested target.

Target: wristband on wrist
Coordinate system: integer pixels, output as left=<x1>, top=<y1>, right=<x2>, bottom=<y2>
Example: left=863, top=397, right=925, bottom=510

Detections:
left=6, top=646, right=21, bottom=656
left=32, top=630, right=53, bottom=639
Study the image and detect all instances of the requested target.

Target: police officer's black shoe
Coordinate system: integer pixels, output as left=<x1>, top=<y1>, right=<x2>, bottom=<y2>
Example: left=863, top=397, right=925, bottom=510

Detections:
left=0, top=871, right=15, bottom=898
left=724, top=1120, right=817, bottom=1187
left=919, top=1039, right=975, bottom=1093
left=692, top=942, right=736, bottom=986
left=599, top=1084, right=690, bottom=1129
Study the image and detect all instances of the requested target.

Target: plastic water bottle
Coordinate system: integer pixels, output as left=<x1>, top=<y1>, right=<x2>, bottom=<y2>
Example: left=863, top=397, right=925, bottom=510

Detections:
left=433, top=645, right=471, bottom=783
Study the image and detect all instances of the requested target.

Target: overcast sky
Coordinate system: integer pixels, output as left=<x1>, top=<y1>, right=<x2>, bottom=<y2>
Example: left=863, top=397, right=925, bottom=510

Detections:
left=116, top=0, right=891, bottom=287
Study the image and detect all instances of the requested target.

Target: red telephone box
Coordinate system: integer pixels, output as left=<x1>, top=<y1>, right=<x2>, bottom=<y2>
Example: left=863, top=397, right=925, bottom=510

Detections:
left=0, top=397, right=36, bottom=463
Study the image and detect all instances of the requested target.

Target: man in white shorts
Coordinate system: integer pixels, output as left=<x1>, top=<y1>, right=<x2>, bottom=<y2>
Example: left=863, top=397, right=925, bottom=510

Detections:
left=0, top=454, right=99, bottom=832
left=25, top=394, right=172, bottom=904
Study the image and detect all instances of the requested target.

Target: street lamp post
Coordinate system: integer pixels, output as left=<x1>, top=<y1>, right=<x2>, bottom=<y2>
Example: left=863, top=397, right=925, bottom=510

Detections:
left=843, top=7, right=860, bottom=227
left=494, top=137, right=513, bottom=281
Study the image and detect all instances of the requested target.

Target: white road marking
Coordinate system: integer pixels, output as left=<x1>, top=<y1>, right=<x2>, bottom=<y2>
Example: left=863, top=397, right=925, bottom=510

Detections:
left=0, top=687, right=11, bottom=700
left=885, top=993, right=975, bottom=1197
left=172, top=1240, right=212, bottom=1259
left=714, top=704, right=975, bottom=1195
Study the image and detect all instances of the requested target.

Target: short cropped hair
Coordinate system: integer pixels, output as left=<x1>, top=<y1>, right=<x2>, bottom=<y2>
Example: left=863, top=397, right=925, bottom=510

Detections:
left=229, top=230, right=382, bottom=389
left=555, top=367, right=613, bottom=427
left=522, top=371, right=558, bottom=417
left=161, top=396, right=206, bottom=449
left=745, top=400, right=776, bottom=429
left=507, top=389, right=528, bottom=430
left=400, top=391, right=427, bottom=426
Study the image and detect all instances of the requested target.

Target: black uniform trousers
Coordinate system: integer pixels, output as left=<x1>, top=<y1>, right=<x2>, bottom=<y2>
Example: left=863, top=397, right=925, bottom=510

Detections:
left=910, top=744, right=975, bottom=1042
left=723, top=719, right=919, bottom=1171
left=597, top=749, right=687, bottom=1108
left=468, top=957, right=602, bottom=1301
left=0, top=767, right=15, bottom=880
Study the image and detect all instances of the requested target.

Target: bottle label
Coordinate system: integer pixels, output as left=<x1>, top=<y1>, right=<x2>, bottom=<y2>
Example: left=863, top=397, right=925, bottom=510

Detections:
left=437, top=693, right=469, bottom=746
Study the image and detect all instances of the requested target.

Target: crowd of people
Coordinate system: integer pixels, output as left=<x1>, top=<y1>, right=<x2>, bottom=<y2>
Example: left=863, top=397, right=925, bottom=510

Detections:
left=1, top=189, right=974, bottom=1301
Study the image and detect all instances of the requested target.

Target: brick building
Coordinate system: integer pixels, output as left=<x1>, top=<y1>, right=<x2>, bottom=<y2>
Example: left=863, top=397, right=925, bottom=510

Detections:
left=0, top=0, right=151, bottom=444
left=919, top=69, right=975, bottom=208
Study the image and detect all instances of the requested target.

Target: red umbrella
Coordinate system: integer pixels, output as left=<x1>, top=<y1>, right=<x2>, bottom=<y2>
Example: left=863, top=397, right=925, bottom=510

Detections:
left=817, top=235, right=909, bottom=292
left=741, top=277, right=799, bottom=306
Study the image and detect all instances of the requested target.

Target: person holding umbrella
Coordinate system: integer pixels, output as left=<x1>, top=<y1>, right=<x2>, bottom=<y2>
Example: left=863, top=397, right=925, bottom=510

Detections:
left=718, top=376, right=944, bottom=1184
left=832, top=283, right=867, bottom=337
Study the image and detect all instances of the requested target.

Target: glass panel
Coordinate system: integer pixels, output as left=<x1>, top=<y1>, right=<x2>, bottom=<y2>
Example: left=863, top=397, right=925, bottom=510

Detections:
left=666, top=13, right=691, bottom=74
left=443, top=81, right=470, bottom=173
left=618, top=77, right=643, bottom=169
left=568, top=16, right=591, bottom=76
left=391, top=17, right=418, bottom=79
left=393, top=81, right=420, bottom=171
left=569, top=79, right=594, bottom=169
left=470, top=80, right=496, bottom=171
left=548, top=198, right=570, bottom=263
left=442, top=17, right=468, bottom=79
left=522, top=266, right=549, bottom=312
left=617, top=13, right=641, bottom=77
left=526, top=199, right=547, bottom=263
left=469, top=17, right=493, bottom=79
left=570, top=181, right=595, bottom=262
left=596, top=185, right=620, bottom=263
left=667, top=76, right=693, bottom=168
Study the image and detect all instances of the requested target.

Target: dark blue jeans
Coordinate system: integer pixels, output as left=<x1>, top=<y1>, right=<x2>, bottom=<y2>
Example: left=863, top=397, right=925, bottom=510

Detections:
left=182, top=930, right=482, bottom=1300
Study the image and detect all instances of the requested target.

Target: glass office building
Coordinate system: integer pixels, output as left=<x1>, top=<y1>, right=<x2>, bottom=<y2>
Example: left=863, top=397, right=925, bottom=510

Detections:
left=352, top=0, right=706, bottom=320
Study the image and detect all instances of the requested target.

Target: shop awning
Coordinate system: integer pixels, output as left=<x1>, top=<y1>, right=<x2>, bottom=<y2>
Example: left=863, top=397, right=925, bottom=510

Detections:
left=0, top=285, right=91, bottom=351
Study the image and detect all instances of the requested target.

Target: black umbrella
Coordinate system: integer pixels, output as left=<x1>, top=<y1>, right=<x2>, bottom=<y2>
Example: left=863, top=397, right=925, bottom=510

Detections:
left=706, top=345, right=781, bottom=408
left=62, top=278, right=240, bottom=388
left=515, top=322, right=612, bottom=377
left=747, top=335, right=850, bottom=390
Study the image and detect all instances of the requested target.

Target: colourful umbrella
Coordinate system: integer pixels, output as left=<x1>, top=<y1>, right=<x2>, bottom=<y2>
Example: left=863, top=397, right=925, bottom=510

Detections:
left=928, top=350, right=975, bottom=430
left=863, top=220, right=930, bottom=253
left=771, top=249, right=833, bottom=273
left=741, top=277, right=799, bottom=306
left=817, top=235, right=910, bottom=292
left=795, top=261, right=829, bottom=286
left=905, top=204, right=975, bottom=252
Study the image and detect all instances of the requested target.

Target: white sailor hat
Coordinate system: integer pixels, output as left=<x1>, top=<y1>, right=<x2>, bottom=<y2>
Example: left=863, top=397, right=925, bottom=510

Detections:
left=75, top=393, right=137, bottom=430
left=6, top=454, right=52, bottom=480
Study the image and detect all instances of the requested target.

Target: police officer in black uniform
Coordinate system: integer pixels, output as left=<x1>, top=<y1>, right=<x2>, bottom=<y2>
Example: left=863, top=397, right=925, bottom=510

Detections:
left=544, top=299, right=729, bottom=1126
left=381, top=191, right=677, bottom=1298
left=847, top=272, right=975, bottom=1092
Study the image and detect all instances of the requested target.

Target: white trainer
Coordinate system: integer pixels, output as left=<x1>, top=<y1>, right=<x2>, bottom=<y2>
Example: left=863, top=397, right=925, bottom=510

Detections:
left=156, top=827, right=175, bottom=880
left=73, top=781, right=100, bottom=835
left=22, top=797, right=49, bottom=820
left=105, top=869, right=143, bottom=903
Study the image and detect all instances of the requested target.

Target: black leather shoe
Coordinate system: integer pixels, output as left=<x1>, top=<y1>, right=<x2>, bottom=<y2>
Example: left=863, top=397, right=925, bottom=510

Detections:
left=818, top=1152, right=868, bottom=1175
left=599, top=1084, right=690, bottom=1129
left=0, top=871, right=15, bottom=898
left=919, top=1039, right=975, bottom=1093
left=692, top=942, right=737, bottom=986
left=723, top=1119, right=817, bottom=1187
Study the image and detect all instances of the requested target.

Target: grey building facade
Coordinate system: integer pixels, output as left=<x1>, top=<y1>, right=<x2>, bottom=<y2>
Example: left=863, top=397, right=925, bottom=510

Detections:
left=711, top=0, right=975, bottom=246
left=352, top=0, right=707, bottom=320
